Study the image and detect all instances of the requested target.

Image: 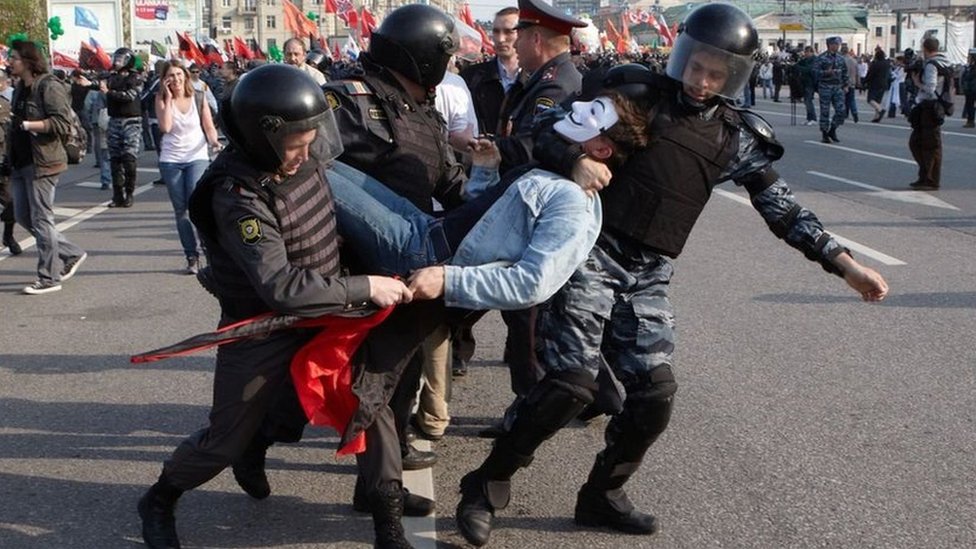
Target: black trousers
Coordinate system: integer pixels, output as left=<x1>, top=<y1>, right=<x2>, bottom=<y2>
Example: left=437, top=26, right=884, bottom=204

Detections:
left=909, top=103, right=943, bottom=187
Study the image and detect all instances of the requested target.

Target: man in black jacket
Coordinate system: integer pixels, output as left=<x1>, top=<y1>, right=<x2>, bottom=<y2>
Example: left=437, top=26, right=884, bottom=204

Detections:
left=461, top=6, right=523, bottom=137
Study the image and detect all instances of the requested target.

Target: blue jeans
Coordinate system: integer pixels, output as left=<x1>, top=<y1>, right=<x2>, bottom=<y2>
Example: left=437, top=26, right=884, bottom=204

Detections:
left=10, top=165, right=86, bottom=283
left=804, top=86, right=817, bottom=121
left=328, top=161, right=444, bottom=276
left=159, top=160, right=208, bottom=259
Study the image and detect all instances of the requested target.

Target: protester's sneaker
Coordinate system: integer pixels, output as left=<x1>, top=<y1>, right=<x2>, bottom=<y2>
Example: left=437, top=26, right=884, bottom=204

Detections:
left=805, top=120, right=817, bottom=126
left=61, top=253, right=87, bottom=282
left=23, top=280, right=62, bottom=295
left=185, top=257, right=199, bottom=275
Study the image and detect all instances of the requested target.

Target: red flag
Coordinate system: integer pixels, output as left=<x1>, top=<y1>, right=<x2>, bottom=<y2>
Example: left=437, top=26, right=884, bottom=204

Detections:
left=176, top=32, right=207, bottom=66
left=254, top=44, right=267, bottom=61
left=360, top=7, right=378, bottom=39
left=324, top=0, right=338, bottom=14
left=233, top=36, right=254, bottom=60
left=344, top=9, right=359, bottom=31
left=333, top=42, right=341, bottom=60
left=53, top=50, right=80, bottom=70
left=619, top=13, right=632, bottom=52
left=458, top=3, right=492, bottom=55
left=656, top=13, right=674, bottom=46
left=605, top=19, right=622, bottom=52
left=283, top=0, right=320, bottom=39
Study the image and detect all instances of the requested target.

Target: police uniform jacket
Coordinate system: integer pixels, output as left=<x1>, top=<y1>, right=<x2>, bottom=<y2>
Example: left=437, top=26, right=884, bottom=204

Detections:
left=189, top=147, right=371, bottom=323
left=496, top=51, right=581, bottom=173
left=814, top=52, right=848, bottom=87
left=323, top=56, right=466, bottom=214
left=105, top=71, right=144, bottom=118
left=460, top=57, right=524, bottom=139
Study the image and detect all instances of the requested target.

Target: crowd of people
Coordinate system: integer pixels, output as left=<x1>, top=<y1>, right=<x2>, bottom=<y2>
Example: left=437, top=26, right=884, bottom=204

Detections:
left=0, top=2, right=912, bottom=548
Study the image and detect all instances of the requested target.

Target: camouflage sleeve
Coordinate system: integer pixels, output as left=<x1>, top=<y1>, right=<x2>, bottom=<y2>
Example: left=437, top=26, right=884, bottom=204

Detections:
left=107, top=74, right=144, bottom=103
left=749, top=176, right=848, bottom=277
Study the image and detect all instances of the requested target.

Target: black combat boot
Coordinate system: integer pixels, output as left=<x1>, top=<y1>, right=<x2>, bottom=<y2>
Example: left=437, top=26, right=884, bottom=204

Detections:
left=574, top=394, right=674, bottom=536
left=353, top=474, right=434, bottom=517
left=456, top=445, right=534, bottom=547
left=122, top=155, right=137, bottom=207
left=457, top=372, right=597, bottom=546
left=232, top=437, right=271, bottom=500
left=827, top=125, right=840, bottom=143
left=369, top=480, right=414, bottom=549
left=3, top=222, right=21, bottom=255
left=108, top=158, right=126, bottom=207
left=137, top=475, right=183, bottom=549
left=821, top=130, right=831, bottom=144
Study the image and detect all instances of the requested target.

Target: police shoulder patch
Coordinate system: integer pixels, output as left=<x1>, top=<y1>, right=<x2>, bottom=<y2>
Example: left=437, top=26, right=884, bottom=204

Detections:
left=541, top=65, right=559, bottom=82
left=343, top=81, right=373, bottom=96
left=238, top=215, right=263, bottom=245
left=368, top=107, right=388, bottom=120
left=534, top=97, right=556, bottom=116
left=325, top=91, right=340, bottom=111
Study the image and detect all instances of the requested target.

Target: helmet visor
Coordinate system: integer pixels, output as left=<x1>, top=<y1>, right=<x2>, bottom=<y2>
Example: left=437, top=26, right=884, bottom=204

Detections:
left=666, top=34, right=755, bottom=100
left=265, top=106, right=345, bottom=170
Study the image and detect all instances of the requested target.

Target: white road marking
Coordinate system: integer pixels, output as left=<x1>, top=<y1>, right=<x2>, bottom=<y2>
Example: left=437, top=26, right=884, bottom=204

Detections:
left=53, top=207, right=82, bottom=217
left=712, top=188, right=907, bottom=266
left=136, top=167, right=159, bottom=173
left=403, top=439, right=436, bottom=548
left=76, top=182, right=107, bottom=189
left=752, top=108, right=976, bottom=138
left=802, top=140, right=917, bottom=164
left=0, top=182, right=157, bottom=261
left=807, top=171, right=959, bottom=210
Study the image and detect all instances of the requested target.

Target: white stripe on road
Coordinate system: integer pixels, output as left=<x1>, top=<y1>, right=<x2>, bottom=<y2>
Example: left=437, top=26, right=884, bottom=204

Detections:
left=806, top=171, right=959, bottom=210
left=802, top=140, right=917, bottom=164
left=751, top=108, right=976, bottom=138
left=76, top=182, right=107, bottom=189
left=0, top=182, right=157, bottom=262
left=403, top=439, right=436, bottom=548
left=712, top=188, right=906, bottom=266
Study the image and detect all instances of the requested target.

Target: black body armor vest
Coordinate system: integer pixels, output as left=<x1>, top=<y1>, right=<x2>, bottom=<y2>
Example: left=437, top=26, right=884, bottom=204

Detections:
left=105, top=72, right=143, bottom=118
left=600, top=96, right=741, bottom=258
left=327, top=64, right=461, bottom=213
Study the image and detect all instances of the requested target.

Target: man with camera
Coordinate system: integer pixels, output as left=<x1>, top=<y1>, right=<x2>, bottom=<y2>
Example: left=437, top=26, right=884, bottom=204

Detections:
left=907, top=37, right=952, bottom=191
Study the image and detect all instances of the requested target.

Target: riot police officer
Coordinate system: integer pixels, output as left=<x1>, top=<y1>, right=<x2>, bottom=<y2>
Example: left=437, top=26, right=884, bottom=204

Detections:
left=455, top=5, right=889, bottom=546
left=103, top=47, right=144, bottom=207
left=136, top=64, right=410, bottom=549
left=814, top=36, right=849, bottom=143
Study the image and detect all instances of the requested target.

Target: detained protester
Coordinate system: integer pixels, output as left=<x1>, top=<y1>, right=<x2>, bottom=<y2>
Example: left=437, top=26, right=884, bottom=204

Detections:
left=455, top=5, right=889, bottom=547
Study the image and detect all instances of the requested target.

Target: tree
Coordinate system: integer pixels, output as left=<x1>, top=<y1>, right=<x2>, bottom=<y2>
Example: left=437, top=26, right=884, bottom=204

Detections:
left=0, top=0, right=46, bottom=47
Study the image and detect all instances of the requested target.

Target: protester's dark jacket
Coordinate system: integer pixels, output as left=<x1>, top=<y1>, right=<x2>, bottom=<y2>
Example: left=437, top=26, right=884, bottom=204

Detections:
left=864, top=58, right=892, bottom=96
left=460, top=57, right=521, bottom=137
left=8, top=74, right=72, bottom=176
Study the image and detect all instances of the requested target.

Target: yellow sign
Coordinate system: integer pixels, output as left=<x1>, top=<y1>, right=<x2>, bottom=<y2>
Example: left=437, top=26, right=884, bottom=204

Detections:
left=779, top=23, right=805, bottom=31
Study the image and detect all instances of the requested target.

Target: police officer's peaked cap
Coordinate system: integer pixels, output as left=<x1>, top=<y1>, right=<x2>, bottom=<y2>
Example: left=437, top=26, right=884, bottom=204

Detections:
left=516, top=0, right=587, bottom=35
left=826, top=36, right=842, bottom=46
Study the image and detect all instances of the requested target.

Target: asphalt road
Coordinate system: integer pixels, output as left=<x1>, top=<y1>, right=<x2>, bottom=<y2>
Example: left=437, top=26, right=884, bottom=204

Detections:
left=1, top=93, right=974, bottom=548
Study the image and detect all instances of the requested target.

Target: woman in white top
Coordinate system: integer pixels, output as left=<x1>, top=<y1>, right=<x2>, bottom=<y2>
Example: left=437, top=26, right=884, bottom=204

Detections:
left=156, top=60, right=220, bottom=274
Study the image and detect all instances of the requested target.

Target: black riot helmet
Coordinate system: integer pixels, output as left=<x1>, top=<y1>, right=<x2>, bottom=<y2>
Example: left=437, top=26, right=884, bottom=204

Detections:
left=222, top=64, right=343, bottom=173
left=112, top=47, right=135, bottom=71
left=665, top=3, right=759, bottom=100
left=602, top=63, right=656, bottom=109
left=368, top=4, right=459, bottom=88
left=306, top=49, right=332, bottom=74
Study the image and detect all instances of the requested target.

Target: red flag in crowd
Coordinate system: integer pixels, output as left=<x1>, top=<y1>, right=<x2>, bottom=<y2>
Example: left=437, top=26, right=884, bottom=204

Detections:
left=360, top=7, right=378, bottom=39
left=53, top=51, right=80, bottom=70
left=79, top=41, right=111, bottom=71
left=619, top=12, right=632, bottom=52
left=656, top=13, right=674, bottom=46
left=333, top=42, right=342, bottom=60
left=203, top=44, right=224, bottom=65
left=176, top=32, right=207, bottom=66
left=324, top=0, right=338, bottom=15
left=458, top=3, right=494, bottom=55
left=233, top=36, right=254, bottom=60
left=335, top=0, right=355, bottom=26
left=605, top=19, right=621, bottom=53
left=283, top=0, right=320, bottom=39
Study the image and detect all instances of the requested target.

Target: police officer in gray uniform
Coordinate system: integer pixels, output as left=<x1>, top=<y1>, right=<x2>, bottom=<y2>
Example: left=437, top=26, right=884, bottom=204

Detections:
left=104, top=47, right=144, bottom=207
left=455, top=5, right=889, bottom=547
left=136, top=64, right=411, bottom=549
left=815, top=36, right=849, bottom=143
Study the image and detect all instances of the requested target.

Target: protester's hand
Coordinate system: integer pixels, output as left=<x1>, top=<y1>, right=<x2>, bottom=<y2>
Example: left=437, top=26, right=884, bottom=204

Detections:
left=99, top=80, right=108, bottom=93
left=407, top=266, right=446, bottom=300
left=571, top=156, right=612, bottom=197
left=367, top=276, right=413, bottom=308
left=469, top=138, right=500, bottom=168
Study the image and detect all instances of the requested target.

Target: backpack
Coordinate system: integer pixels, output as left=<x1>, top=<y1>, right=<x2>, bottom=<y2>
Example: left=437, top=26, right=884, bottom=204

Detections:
left=35, top=75, right=88, bottom=164
left=927, top=58, right=955, bottom=117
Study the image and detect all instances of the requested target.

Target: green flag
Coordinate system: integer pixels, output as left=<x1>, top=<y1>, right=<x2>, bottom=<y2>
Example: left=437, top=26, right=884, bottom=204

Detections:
left=151, top=40, right=167, bottom=58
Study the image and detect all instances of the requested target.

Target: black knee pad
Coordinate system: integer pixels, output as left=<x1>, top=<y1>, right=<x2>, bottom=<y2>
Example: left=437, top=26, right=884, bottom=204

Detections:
left=616, top=365, right=678, bottom=442
left=505, top=370, right=598, bottom=457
